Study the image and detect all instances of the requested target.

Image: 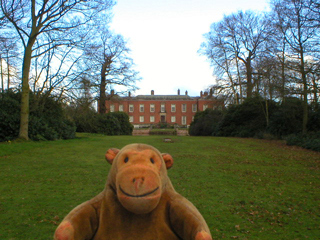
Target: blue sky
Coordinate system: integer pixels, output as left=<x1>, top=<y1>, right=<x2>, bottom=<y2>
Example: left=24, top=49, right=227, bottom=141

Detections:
left=110, top=0, right=270, bottom=96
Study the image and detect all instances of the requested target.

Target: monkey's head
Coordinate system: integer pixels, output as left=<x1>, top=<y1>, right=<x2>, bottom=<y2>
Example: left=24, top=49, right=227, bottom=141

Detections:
left=105, top=144, right=173, bottom=215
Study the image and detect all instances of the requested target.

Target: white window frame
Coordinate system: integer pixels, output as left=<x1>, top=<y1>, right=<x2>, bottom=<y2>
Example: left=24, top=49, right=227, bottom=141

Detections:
left=182, top=116, right=187, bottom=125
left=150, top=116, right=155, bottom=123
left=171, top=104, right=176, bottom=112
left=203, top=104, right=208, bottom=111
left=171, top=116, right=176, bottom=123
left=182, top=104, right=187, bottom=112
left=140, top=104, right=144, bottom=112
left=150, top=104, right=155, bottom=112
left=129, top=116, right=134, bottom=122
left=110, top=104, right=115, bottom=112
left=161, top=103, right=165, bottom=113
left=139, top=116, right=144, bottom=123
left=192, top=104, right=197, bottom=112
left=129, top=104, right=134, bottom=112
left=119, top=105, right=124, bottom=112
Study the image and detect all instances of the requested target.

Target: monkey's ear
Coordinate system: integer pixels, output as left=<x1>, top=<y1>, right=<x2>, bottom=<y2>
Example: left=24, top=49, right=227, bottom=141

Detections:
left=162, top=153, right=174, bottom=169
left=105, top=148, right=120, bottom=164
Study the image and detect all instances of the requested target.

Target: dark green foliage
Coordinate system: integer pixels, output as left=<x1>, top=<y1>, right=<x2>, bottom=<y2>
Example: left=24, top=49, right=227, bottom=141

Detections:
left=0, top=91, right=76, bottom=142
left=110, top=111, right=134, bottom=135
left=189, top=96, right=320, bottom=151
left=67, top=102, right=98, bottom=133
left=66, top=99, right=133, bottom=135
left=218, top=97, right=276, bottom=138
left=0, top=90, right=20, bottom=141
left=268, top=98, right=303, bottom=137
left=286, top=132, right=320, bottom=152
left=189, top=109, right=224, bottom=136
left=94, top=112, right=133, bottom=135
left=307, top=105, right=320, bottom=132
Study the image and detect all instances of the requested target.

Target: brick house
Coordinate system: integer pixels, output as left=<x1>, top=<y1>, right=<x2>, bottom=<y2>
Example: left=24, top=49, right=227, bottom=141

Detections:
left=104, top=89, right=224, bottom=128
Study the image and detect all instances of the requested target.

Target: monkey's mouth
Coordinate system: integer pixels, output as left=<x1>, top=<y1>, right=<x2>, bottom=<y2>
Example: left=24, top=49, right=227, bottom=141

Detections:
left=119, top=186, right=159, bottom=198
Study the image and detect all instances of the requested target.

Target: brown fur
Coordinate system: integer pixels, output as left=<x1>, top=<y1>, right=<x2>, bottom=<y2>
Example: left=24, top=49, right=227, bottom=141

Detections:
left=54, top=143, right=212, bottom=240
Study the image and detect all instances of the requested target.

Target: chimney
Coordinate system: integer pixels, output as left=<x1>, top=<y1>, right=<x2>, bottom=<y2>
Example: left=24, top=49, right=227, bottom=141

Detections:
left=151, top=90, right=154, bottom=95
left=111, top=90, right=114, bottom=96
left=128, top=91, right=131, bottom=97
left=200, top=91, right=203, bottom=97
left=185, top=90, right=188, bottom=95
left=177, top=89, right=180, bottom=95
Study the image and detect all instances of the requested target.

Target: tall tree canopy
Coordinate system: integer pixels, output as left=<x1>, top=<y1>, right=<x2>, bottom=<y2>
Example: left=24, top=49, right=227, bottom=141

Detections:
left=83, top=27, right=140, bottom=114
left=199, top=10, right=272, bottom=102
left=1, top=0, right=115, bottom=140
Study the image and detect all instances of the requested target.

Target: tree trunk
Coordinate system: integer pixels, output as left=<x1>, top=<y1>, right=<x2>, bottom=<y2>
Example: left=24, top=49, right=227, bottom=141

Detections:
left=99, top=64, right=107, bottom=114
left=280, top=42, right=286, bottom=102
left=300, top=55, right=308, bottom=135
left=0, top=55, right=3, bottom=93
left=18, top=44, right=33, bottom=140
left=246, top=59, right=253, bottom=98
left=7, top=53, right=10, bottom=89
left=311, top=76, right=318, bottom=105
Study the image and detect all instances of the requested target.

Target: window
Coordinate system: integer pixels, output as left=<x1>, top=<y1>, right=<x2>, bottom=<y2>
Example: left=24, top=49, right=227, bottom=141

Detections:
left=129, top=104, right=134, bottom=112
left=150, top=104, right=155, bottom=112
left=203, top=104, right=208, bottom=111
left=171, top=116, right=176, bottom=123
left=171, top=104, right=176, bottom=112
left=129, top=116, right=134, bottom=122
left=119, top=105, right=124, bottom=111
left=192, top=104, right=197, bottom=112
left=139, top=116, right=144, bottom=122
left=182, top=116, right=187, bottom=125
left=110, top=104, right=115, bottom=112
left=150, top=116, right=155, bottom=122
left=161, top=103, right=165, bottom=113
left=140, top=104, right=144, bottom=112
left=182, top=104, right=187, bottom=112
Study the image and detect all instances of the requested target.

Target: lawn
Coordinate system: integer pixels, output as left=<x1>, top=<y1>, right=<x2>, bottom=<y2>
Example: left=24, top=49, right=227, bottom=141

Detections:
left=0, top=134, right=319, bottom=239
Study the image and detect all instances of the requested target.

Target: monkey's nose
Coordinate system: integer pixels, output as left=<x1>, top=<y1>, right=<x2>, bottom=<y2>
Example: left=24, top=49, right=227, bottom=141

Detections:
left=132, top=177, right=145, bottom=190
left=132, top=177, right=145, bottom=184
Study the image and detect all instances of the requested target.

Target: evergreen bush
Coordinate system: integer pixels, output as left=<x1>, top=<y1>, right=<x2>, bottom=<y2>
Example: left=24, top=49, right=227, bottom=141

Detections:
left=0, top=91, right=76, bottom=142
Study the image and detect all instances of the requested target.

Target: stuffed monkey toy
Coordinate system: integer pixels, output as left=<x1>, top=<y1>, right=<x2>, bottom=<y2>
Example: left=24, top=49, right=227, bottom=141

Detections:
left=54, top=143, right=212, bottom=240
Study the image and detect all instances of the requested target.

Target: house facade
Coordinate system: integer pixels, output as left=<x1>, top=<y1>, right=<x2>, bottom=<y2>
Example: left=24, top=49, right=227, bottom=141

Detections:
left=104, top=89, right=224, bottom=128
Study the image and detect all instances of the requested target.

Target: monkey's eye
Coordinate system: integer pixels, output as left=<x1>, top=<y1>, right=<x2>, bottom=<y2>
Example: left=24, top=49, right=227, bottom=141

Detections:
left=124, top=157, right=129, bottom=163
left=150, top=158, right=155, bottom=164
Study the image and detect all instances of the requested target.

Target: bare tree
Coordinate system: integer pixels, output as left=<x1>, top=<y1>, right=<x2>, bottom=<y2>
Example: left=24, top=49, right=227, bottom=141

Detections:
left=0, top=36, right=20, bottom=92
left=272, top=0, right=320, bottom=134
left=84, top=27, right=140, bottom=114
left=0, top=0, right=114, bottom=140
left=200, top=11, right=272, bottom=101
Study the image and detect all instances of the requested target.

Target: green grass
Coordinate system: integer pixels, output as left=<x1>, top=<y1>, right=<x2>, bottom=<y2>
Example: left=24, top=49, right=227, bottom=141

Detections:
left=0, top=133, right=319, bottom=239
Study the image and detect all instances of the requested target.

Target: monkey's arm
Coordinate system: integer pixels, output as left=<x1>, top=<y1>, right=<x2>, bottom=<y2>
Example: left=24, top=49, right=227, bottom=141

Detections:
left=54, top=192, right=103, bottom=240
left=169, top=194, right=212, bottom=240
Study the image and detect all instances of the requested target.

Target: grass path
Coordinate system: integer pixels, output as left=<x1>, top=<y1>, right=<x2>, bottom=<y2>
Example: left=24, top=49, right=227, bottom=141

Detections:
left=0, top=134, right=319, bottom=239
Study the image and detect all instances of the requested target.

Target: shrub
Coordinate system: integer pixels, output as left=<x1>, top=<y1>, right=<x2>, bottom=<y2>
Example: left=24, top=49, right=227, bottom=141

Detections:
left=189, top=109, right=224, bottom=136
left=93, top=112, right=133, bottom=135
left=0, top=90, right=20, bottom=141
left=95, top=113, right=122, bottom=135
left=0, top=91, right=76, bottom=142
left=268, top=97, right=303, bottom=137
left=286, top=132, right=320, bottom=152
left=218, top=97, right=276, bottom=137
left=110, top=112, right=133, bottom=135
left=308, top=105, right=320, bottom=132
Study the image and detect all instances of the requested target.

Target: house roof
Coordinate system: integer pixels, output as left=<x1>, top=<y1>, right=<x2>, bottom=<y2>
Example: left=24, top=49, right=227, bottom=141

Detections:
left=133, top=94, right=193, bottom=100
